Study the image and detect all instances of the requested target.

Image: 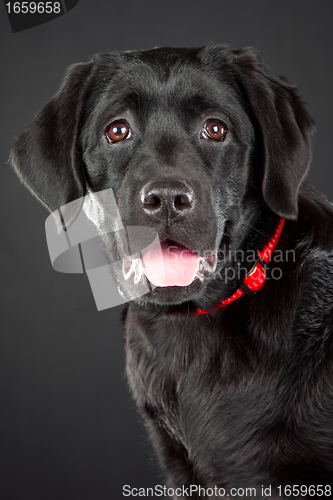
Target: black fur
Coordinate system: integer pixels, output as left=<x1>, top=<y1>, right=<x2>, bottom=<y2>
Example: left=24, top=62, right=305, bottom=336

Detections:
left=11, top=45, right=333, bottom=499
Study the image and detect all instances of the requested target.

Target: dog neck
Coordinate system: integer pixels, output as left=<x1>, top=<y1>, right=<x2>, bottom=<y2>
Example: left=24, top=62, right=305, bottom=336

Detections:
left=192, top=218, right=285, bottom=315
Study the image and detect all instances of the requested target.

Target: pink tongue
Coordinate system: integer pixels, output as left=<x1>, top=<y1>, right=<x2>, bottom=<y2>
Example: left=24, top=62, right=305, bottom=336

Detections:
left=142, top=242, right=200, bottom=287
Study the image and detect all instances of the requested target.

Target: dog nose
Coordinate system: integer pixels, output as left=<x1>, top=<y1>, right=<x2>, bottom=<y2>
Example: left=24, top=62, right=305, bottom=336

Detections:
left=141, top=180, right=194, bottom=218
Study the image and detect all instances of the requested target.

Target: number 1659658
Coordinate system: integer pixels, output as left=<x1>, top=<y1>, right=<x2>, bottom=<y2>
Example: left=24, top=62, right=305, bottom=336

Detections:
left=6, top=2, right=61, bottom=14
left=277, top=485, right=332, bottom=496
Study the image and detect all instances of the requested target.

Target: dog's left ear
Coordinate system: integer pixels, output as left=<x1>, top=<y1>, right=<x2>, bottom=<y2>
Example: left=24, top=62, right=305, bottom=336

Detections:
left=10, top=61, right=93, bottom=224
left=232, top=48, right=315, bottom=220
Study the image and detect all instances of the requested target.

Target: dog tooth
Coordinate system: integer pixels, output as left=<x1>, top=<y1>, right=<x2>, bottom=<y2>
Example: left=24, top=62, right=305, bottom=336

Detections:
left=133, top=259, right=145, bottom=284
left=123, top=257, right=139, bottom=281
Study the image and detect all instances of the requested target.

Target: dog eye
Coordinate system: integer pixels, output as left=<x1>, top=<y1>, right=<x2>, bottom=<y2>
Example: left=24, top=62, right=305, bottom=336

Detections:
left=201, top=120, right=227, bottom=141
left=105, top=121, right=131, bottom=143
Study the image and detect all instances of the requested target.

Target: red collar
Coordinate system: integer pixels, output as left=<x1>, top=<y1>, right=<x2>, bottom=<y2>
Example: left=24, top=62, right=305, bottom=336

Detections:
left=194, top=218, right=285, bottom=315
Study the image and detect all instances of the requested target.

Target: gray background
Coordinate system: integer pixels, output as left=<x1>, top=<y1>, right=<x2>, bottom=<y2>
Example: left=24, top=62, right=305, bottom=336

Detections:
left=1, top=1, right=333, bottom=498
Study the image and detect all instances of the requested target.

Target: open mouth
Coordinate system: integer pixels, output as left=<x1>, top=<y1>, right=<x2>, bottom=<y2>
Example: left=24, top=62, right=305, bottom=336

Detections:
left=121, top=239, right=217, bottom=288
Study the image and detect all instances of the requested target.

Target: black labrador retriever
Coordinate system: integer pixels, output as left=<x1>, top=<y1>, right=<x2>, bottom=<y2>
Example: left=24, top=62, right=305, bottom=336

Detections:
left=10, top=45, right=333, bottom=498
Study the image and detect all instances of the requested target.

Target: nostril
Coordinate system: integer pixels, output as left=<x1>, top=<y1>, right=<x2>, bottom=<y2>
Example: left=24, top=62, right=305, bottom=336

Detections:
left=144, top=194, right=161, bottom=210
left=174, top=194, right=191, bottom=211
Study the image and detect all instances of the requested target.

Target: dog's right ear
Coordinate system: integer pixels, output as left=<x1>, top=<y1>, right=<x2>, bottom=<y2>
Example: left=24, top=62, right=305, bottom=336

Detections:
left=230, top=47, right=315, bottom=221
left=10, top=61, right=93, bottom=224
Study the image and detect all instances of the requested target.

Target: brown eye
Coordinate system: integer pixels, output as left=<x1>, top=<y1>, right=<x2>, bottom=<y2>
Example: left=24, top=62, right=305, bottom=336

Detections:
left=201, top=120, right=227, bottom=141
left=105, top=120, right=131, bottom=143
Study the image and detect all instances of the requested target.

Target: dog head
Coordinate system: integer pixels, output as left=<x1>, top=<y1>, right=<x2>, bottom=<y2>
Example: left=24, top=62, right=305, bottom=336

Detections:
left=10, top=45, right=314, bottom=307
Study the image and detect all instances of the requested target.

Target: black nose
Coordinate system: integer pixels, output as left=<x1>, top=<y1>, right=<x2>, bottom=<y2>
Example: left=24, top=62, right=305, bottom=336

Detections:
left=141, top=180, right=194, bottom=218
